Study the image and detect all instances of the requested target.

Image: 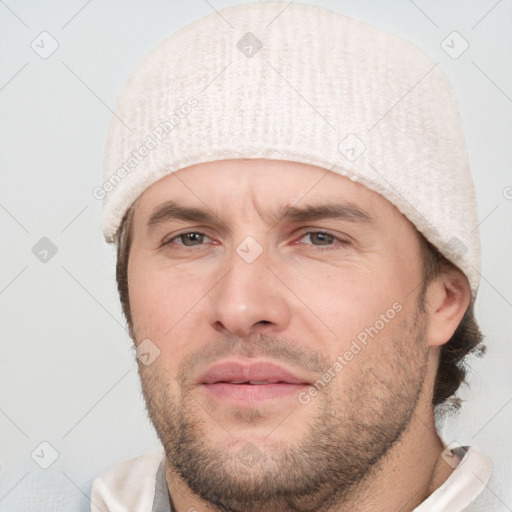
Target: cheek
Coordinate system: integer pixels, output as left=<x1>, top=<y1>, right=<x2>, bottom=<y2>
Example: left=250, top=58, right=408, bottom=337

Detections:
left=128, top=255, right=177, bottom=338
left=128, top=253, right=213, bottom=347
left=289, top=263, right=402, bottom=351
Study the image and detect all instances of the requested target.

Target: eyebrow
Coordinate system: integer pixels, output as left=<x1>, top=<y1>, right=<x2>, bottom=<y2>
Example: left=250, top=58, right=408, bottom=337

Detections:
left=274, top=203, right=372, bottom=224
left=146, top=199, right=373, bottom=233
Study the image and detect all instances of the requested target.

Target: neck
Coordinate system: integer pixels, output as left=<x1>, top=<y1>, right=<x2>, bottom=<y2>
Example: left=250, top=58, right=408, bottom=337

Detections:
left=164, top=409, right=454, bottom=512
left=164, top=349, right=454, bottom=512
left=331, top=403, right=451, bottom=512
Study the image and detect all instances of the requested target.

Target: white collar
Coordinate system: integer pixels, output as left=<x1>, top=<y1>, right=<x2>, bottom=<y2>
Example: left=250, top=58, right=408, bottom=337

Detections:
left=413, top=445, right=493, bottom=511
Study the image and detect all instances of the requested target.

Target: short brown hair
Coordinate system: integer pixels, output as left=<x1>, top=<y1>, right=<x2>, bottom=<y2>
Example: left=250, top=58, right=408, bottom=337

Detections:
left=114, top=201, right=485, bottom=412
left=417, top=238, right=485, bottom=411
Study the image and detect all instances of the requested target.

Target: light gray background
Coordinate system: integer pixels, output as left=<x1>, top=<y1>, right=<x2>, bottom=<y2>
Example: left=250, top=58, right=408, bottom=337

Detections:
left=1, top=0, right=511, bottom=510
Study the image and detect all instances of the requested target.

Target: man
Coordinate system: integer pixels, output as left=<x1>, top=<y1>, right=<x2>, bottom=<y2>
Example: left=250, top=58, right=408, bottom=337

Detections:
left=92, top=3, right=493, bottom=511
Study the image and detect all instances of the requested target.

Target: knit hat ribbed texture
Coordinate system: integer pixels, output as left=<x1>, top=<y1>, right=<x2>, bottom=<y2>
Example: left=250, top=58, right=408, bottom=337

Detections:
left=102, top=2, right=480, bottom=296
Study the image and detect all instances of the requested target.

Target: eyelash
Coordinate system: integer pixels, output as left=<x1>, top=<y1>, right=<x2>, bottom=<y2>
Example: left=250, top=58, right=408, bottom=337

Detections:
left=162, top=230, right=350, bottom=250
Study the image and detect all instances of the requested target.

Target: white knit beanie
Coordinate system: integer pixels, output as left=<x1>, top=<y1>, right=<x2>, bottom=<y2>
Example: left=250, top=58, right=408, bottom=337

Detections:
left=100, top=1, right=480, bottom=296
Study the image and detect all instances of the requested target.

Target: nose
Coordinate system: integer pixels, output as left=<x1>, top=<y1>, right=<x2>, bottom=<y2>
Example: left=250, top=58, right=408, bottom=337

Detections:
left=208, top=243, right=291, bottom=338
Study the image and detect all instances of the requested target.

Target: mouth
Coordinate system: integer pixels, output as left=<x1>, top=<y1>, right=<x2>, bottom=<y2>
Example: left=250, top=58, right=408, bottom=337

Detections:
left=198, top=360, right=311, bottom=403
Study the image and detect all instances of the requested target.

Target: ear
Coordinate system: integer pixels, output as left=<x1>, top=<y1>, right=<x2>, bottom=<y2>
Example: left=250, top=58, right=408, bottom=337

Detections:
left=424, top=265, right=471, bottom=348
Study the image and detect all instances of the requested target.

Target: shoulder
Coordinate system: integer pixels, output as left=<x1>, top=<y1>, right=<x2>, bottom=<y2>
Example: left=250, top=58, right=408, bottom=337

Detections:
left=90, top=452, right=165, bottom=512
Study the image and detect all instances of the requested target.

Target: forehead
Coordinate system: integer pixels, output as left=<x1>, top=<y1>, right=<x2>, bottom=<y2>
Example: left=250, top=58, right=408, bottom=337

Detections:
left=133, top=159, right=399, bottom=225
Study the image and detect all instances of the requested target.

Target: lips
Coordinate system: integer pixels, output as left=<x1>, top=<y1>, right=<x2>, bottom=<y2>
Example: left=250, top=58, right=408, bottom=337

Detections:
left=199, top=360, right=310, bottom=385
left=198, top=360, right=310, bottom=403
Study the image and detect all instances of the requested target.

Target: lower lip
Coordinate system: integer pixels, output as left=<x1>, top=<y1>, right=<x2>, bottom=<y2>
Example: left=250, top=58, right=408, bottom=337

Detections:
left=202, top=383, right=308, bottom=403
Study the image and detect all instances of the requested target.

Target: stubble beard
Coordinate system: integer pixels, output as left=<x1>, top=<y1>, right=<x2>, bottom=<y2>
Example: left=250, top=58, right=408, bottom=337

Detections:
left=137, top=311, right=429, bottom=512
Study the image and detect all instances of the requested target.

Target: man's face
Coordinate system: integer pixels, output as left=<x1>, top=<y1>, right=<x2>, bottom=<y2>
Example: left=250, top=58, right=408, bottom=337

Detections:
left=128, top=159, right=431, bottom=510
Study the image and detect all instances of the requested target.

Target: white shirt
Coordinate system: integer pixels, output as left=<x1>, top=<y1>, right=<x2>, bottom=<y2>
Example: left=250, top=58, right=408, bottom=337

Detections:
left=90, top=446, right=492, bottom=512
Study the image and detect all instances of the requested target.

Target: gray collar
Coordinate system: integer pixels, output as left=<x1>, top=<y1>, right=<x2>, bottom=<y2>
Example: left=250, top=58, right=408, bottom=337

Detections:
left=152, top=458, right=172, bottom=512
